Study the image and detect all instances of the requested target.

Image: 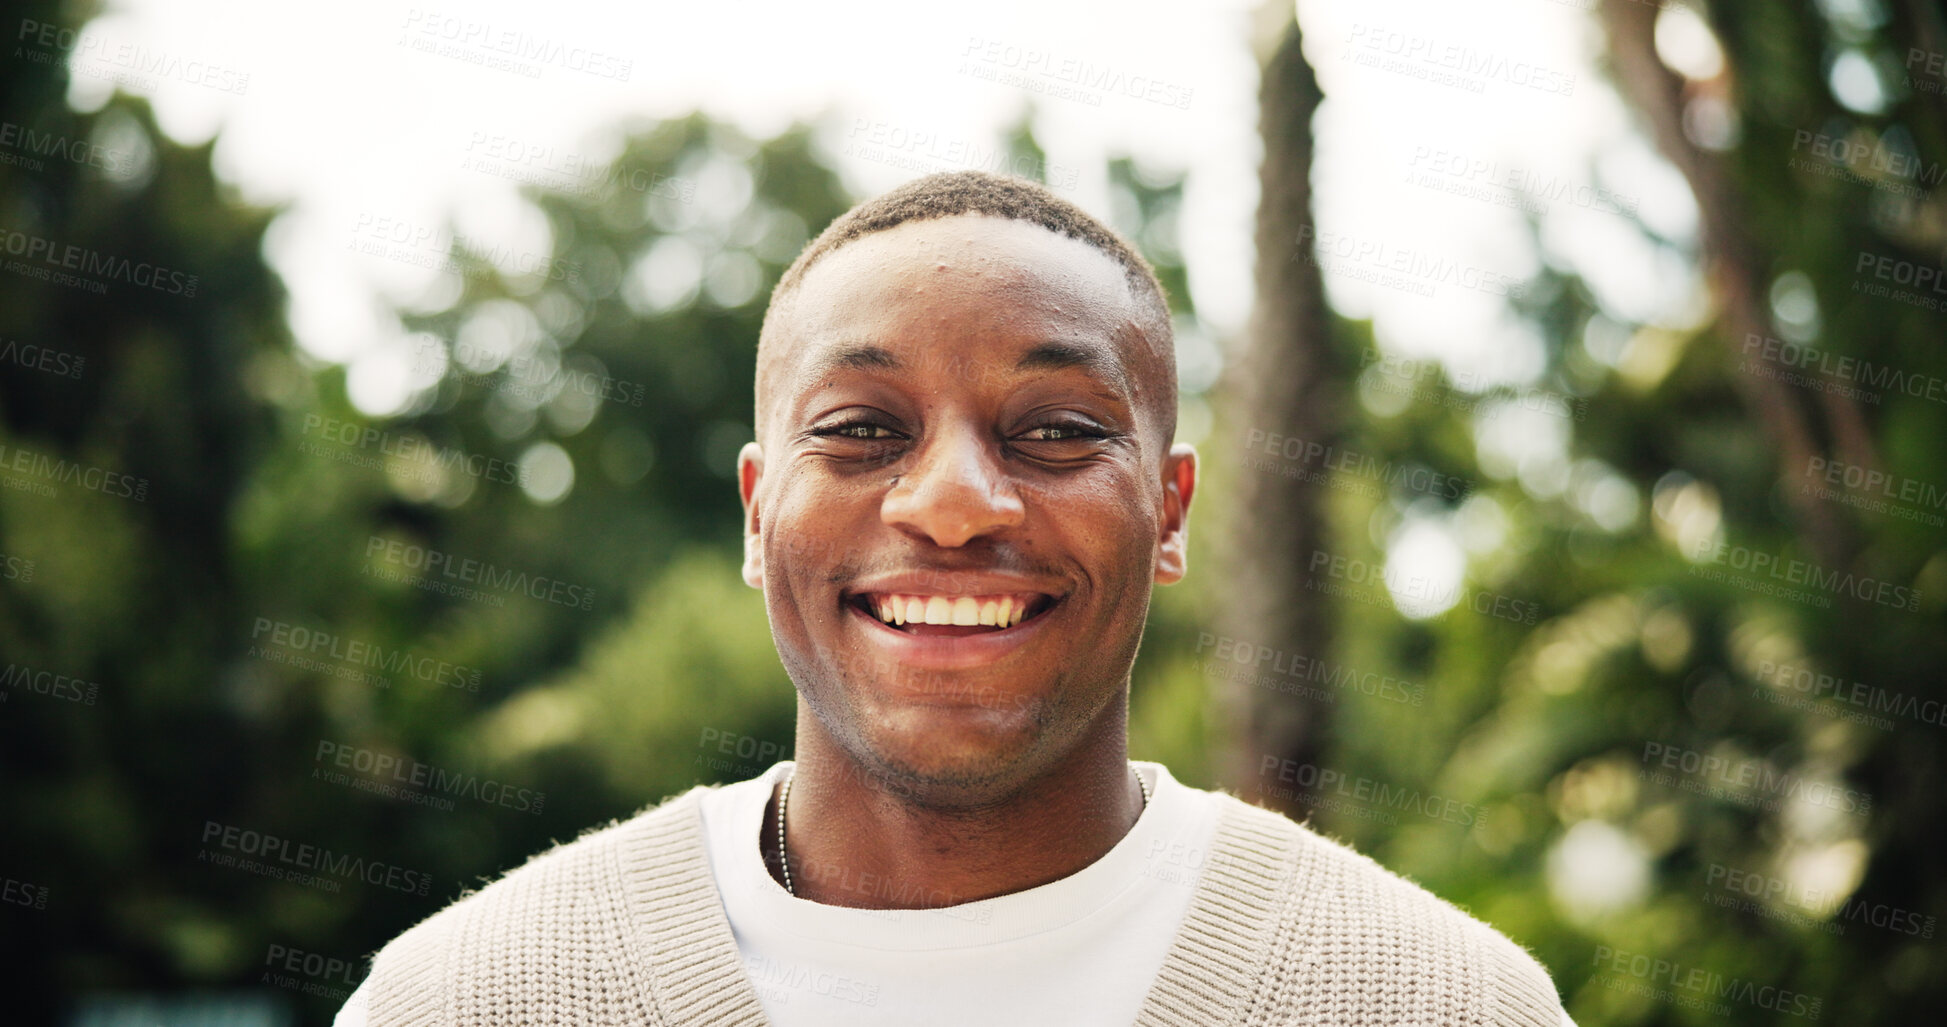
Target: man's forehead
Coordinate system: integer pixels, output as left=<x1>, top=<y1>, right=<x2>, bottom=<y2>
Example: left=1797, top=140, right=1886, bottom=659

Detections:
left=755, top=213, right=1170, bottom=441
left=793, top=214, right=1136, bottom=314
left=790, top=338, right=1135, bottom=398
left=770, top=219, right=1144, bottom=378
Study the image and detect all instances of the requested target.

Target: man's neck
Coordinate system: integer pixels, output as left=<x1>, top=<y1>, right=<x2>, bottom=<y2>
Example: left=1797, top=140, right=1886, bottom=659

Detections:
left=765, top=716, right=1146, bottom=908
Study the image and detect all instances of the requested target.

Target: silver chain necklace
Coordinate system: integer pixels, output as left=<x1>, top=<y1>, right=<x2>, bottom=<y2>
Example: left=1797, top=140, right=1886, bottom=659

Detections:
left=776, top=764, right=1152, bottom=897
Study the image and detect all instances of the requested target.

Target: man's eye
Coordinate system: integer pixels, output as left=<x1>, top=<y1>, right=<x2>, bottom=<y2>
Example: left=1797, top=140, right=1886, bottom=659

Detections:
left=813, top=422, right=900, bottom=440
left=1019, top=423, right=1108, bottom=442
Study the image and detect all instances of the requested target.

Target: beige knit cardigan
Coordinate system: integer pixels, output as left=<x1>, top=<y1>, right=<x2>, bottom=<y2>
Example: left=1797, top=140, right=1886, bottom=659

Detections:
left=363, top=785, right=1566, bottom=1026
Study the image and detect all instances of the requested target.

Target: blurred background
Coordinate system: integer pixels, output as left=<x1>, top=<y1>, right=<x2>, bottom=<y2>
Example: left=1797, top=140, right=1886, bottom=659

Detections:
left=2, top=0, right=1943, bottom=1022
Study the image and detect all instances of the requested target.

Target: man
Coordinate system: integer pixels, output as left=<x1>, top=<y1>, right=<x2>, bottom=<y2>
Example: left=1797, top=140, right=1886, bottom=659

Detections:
left=336, top=171, right=1571, bottom=1025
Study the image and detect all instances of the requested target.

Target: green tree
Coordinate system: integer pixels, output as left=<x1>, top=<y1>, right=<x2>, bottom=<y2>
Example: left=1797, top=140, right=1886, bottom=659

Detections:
left=1237, top=1, right=1947, bottom=1023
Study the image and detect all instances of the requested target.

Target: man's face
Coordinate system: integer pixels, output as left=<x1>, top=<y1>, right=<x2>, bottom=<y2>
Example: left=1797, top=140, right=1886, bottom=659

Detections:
left=738, top=214, right=1196, bottom=798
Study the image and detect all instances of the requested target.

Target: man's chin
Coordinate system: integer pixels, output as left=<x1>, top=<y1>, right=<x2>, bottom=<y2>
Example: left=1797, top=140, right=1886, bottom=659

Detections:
left=843, top=707, right=1050, bottom=803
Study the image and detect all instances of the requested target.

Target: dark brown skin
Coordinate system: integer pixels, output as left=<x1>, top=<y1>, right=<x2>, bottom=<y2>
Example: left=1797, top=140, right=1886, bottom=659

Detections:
left=736, top=214, right=1197, bottom=908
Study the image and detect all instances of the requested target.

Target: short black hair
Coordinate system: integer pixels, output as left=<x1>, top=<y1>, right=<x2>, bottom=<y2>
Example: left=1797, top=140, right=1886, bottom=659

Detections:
left=757, top=170, right=1176, bottom=444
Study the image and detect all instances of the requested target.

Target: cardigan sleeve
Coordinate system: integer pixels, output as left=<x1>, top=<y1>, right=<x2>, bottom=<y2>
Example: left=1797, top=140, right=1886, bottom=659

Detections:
left=1478, top=922, right=1571, bottom=1027
left=331, top=978, right=368, bottom=1027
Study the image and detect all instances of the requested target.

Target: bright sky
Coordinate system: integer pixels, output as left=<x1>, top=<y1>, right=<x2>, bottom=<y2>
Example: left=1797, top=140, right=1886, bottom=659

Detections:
left=69, top=0, right=1701, bottom=382
left=64, top=0, right=1710, bottom=614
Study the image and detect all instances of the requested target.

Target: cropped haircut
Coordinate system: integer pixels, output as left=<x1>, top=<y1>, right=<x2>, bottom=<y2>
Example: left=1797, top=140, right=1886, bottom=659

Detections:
left=755, top=170, right=1176, bottom=445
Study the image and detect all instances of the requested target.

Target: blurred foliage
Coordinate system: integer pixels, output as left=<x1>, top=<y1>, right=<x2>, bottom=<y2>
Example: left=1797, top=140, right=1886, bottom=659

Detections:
left=1, top=0, right=1943, bottom=1024
left=1211, top=3, right=1947, bottom=1025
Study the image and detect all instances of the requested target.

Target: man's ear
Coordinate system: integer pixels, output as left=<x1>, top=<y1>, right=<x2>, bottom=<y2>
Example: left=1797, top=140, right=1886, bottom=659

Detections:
left=1155, top=442, right=1197, bottom=585
left=737, top=441, right=765, bottom=590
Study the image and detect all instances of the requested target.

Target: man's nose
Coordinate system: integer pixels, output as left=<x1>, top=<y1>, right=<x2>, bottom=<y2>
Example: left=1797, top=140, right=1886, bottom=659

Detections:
left=880, top=428, right=1026, bottom=547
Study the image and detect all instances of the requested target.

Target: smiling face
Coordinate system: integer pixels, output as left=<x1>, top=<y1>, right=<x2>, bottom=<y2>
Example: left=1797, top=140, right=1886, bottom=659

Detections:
left=739, top=213, right=1195, bottom=801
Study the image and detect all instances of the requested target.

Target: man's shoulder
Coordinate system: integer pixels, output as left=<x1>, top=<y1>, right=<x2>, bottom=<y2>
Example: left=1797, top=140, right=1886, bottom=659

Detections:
left=1194, top=788, right=1565, bottom=1025
left=1199, top=787, right=1532, bottom=935
left=363, top=785, right=715, bottom=979
left=430, top=785, right=708, bottom=914
left=353, top=781, right=770, bottom=1025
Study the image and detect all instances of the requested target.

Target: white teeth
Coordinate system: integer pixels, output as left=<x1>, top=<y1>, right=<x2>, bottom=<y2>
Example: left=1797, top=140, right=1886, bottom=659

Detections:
left=864, top=593, right=1043, bottom=629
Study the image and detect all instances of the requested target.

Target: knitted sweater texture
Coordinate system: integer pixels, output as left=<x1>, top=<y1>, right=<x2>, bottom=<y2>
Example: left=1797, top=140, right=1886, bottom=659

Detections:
left=363, top=785, right=1565, bottom=1026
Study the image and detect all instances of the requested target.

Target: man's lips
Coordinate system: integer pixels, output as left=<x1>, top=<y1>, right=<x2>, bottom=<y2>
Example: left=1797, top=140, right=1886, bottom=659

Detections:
left=845, top=592, right=1057, bottom=634
left=838, top=591, right=1062, bottom=672
left=839, top=568, right=1066, bottom=638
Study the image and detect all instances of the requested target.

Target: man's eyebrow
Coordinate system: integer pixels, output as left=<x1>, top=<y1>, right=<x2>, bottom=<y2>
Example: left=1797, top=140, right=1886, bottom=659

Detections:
left=799, top=340, right=1132, bottom=395
left=1013, top=341, right=1131, bottom=394
left=797, top=344, right=900, bottom=384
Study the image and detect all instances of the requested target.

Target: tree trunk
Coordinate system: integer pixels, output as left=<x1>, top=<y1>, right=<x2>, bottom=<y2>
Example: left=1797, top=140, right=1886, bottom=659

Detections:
left=1221, top=12, right=1344, bottom=812
left=1598, top=0, right=1864, bottom=572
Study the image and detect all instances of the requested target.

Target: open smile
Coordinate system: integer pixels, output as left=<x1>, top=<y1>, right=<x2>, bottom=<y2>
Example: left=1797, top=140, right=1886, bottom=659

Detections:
left=839, top=586, right=1065, bottom=671
left=845, top=592, right=1058, bottom=636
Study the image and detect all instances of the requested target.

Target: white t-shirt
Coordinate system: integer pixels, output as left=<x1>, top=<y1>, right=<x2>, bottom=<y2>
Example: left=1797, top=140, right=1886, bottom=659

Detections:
left=702, top=760, right=1216, bottom=1026
left=334, top=760, right=1217, bottom=1026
